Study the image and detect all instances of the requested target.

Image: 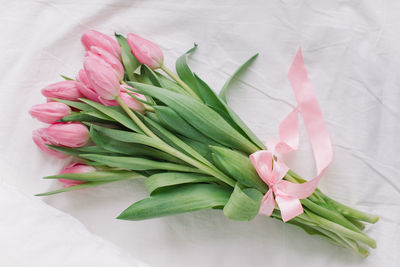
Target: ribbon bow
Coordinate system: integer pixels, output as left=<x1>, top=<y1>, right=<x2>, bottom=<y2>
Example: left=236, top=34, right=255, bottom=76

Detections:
left=250, top=49, right=333, bottom=222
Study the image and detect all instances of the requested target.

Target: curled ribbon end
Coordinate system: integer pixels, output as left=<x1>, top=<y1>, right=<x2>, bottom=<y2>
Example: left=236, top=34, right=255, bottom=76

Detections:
left=251, top=47, right=332, bottom=223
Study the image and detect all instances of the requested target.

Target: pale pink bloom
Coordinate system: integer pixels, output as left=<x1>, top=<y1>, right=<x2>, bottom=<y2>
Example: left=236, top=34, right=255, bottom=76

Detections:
left=44, top=122, right=90, bottom=148
left=76, top=69, right=100, bottom=102
left=84, top=55, right=120, bottom=100
left=127, top=33, right=164, bottom=69
left=29, top=102, right=71, bottom=124
left=87, top=46, right=124, bottom=80
left=58, top=162, right=95, bottom=187
left=81, top=30, right=121, bottom=58
left=32, top=128, right=67, bottom=159
left=41, top=81, right=83, bottom=101
left=99, top=85, right=146, bottom=113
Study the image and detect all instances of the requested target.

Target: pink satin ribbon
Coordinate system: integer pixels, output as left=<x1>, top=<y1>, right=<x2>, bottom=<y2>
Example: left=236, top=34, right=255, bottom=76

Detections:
left=250, top=49, right=333, bottom=222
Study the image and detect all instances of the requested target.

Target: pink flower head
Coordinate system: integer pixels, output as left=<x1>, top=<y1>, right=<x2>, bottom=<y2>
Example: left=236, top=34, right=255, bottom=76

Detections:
left=86, top=46, right=124, bottom=80
left=127, top=33, right=164, bottom=69
left=99, top=85, right=146, bottom=113
left=84, top=55, right=120, bottom=100
left=81, top=30, right=121, bottom=59
left=29, top=102, right=71, bottom=124
left=58, top=162, right=95, bottom=187
left=41, top=81, right=83, bottom=101
left=76, top=69, right=100, bottom=102
left=44, top=122, right=90, bottom=148
left=32, top=128, right=67, bottom=158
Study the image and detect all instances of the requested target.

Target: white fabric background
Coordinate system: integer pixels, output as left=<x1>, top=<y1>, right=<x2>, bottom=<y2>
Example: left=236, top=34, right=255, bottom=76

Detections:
left=0, top=0, right=399, bottom=266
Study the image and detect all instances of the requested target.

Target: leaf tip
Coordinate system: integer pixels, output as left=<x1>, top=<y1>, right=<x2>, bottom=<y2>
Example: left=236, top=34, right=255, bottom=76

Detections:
left=116, top=212, right=128, bottom=220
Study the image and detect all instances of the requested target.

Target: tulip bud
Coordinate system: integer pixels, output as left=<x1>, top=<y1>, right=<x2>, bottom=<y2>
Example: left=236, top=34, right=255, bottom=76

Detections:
left=45, top=122, right=90, bottom=147
left=42, top=81, right=83, bottom=101
left=127, top=33, right=164, bottom=69
left=76, top=69, right=100, bottom=102
left=58, top=162, right=95, bottom=187
left=81, top=30, right=121, bottom=59
left=84, top=55, right=120, bottom=100
left=119, top=90, right=146, bottom=113
left=32, top=128, right=67, bottom=158
left=87, top=46, right=124, bottom=80
left=29, top=102, right=71, bottom=124
left=99, top=85, right=146, bottom=113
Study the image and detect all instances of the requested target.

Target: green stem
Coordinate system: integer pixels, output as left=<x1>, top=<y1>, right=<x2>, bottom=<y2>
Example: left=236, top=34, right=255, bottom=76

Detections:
left=144, top=104, right=155, bottom=112
left=347, top=217, right=366, bottom=230
left=160, top=64, right=202, bottom=101
left=306, top=211, right=376, bottom=248
left=159, top=144, right=236, bottom=187
left=286, top=171, right=373, bottom=240
left=275, top=211, right=370, bottom=257
left=287, top=170, right=379, bottom=224
left=116, top=96, right=159, bottom=139
left=322, top=196, right=380, bottom=224
left=116, top=95, right=236, bottom=187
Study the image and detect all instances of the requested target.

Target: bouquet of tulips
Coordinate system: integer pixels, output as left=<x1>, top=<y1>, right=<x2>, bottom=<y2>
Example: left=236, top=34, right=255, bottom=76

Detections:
left=30, top=30, right=379, bottom=257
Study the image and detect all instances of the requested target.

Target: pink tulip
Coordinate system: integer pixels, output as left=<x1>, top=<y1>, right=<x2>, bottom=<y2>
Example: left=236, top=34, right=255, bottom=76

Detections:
left=99, top=85, right=146, bottom=113
left=42, top=81, right=83, bottom=101
left=76, top=69, right=100, bottom=102
left=58, top=162, right=95, bottom=187
left=81, top=30, right=121, bottom=59
left=87, top=46, right=124, bottom=80
left=45, top=122, right=90, bottom=147
left=127, top=33, right=164, bottom=69
left=84, top=55, right=120, bottom=100
left=32, top=128, right=67, bottom=159
left=29, top=102, right=71, bottom=124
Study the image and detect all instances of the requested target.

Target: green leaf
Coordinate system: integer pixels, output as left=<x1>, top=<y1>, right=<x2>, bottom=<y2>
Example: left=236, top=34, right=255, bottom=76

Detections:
left=89, top=126, right=184, bottom=164
left=47, top=145, right=115, bottom=157
left=223, top=105, right=266, bottom=150
left=137, top=111, right=213, bottom=167
left=154, top=106, right=216, bottom=145
left=60, top=75, right=74, bottom=81
left=219, top=54, right=259, bottom=103
left=117, top=184, right=231, bottom=220
left=59, top=111, right=113, bottom=123
left=79, top=154, right=203, bottom=173
left=79, top=98, right=143, bottom=133
left=145, top=172, right=218, bottom=195
left=174, top=45, right=264, bottom=150
left=194, top=74, right=265, bottom=151
left=83, top=109, right=115, bottom=120
left=88, top=124, right=157, bottom=146
left=128, top=82, right=259, bottom=154
left=210, top=146, right=267, bottom=192
left=175, top=44, right=201, bottom=97
left=155, top=72, right=189, bottom=95
left=223, top=184, right=263, bottom=221
left=44, top=170, right=142, bottom=182
left=115, top=33, right=140, bottom=81
left=141, top=64, right=162, bottom=87
left=145, top=112, right=162, bottom=124
left=179, top=136, right=214, bottom=163
left=51, top=98, right=91, bottom=110
left=35, top=181, right=111, bottom=196
left=194, top=74, right=232, bottom=120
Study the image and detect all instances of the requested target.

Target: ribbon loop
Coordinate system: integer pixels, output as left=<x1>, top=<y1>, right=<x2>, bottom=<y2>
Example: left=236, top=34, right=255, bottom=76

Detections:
left=250, top=48, right=333, bottom=222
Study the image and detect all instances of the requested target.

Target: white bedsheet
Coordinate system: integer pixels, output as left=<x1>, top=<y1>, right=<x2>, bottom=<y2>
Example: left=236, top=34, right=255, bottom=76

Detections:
left=1, top=0, right=399, bottom=266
